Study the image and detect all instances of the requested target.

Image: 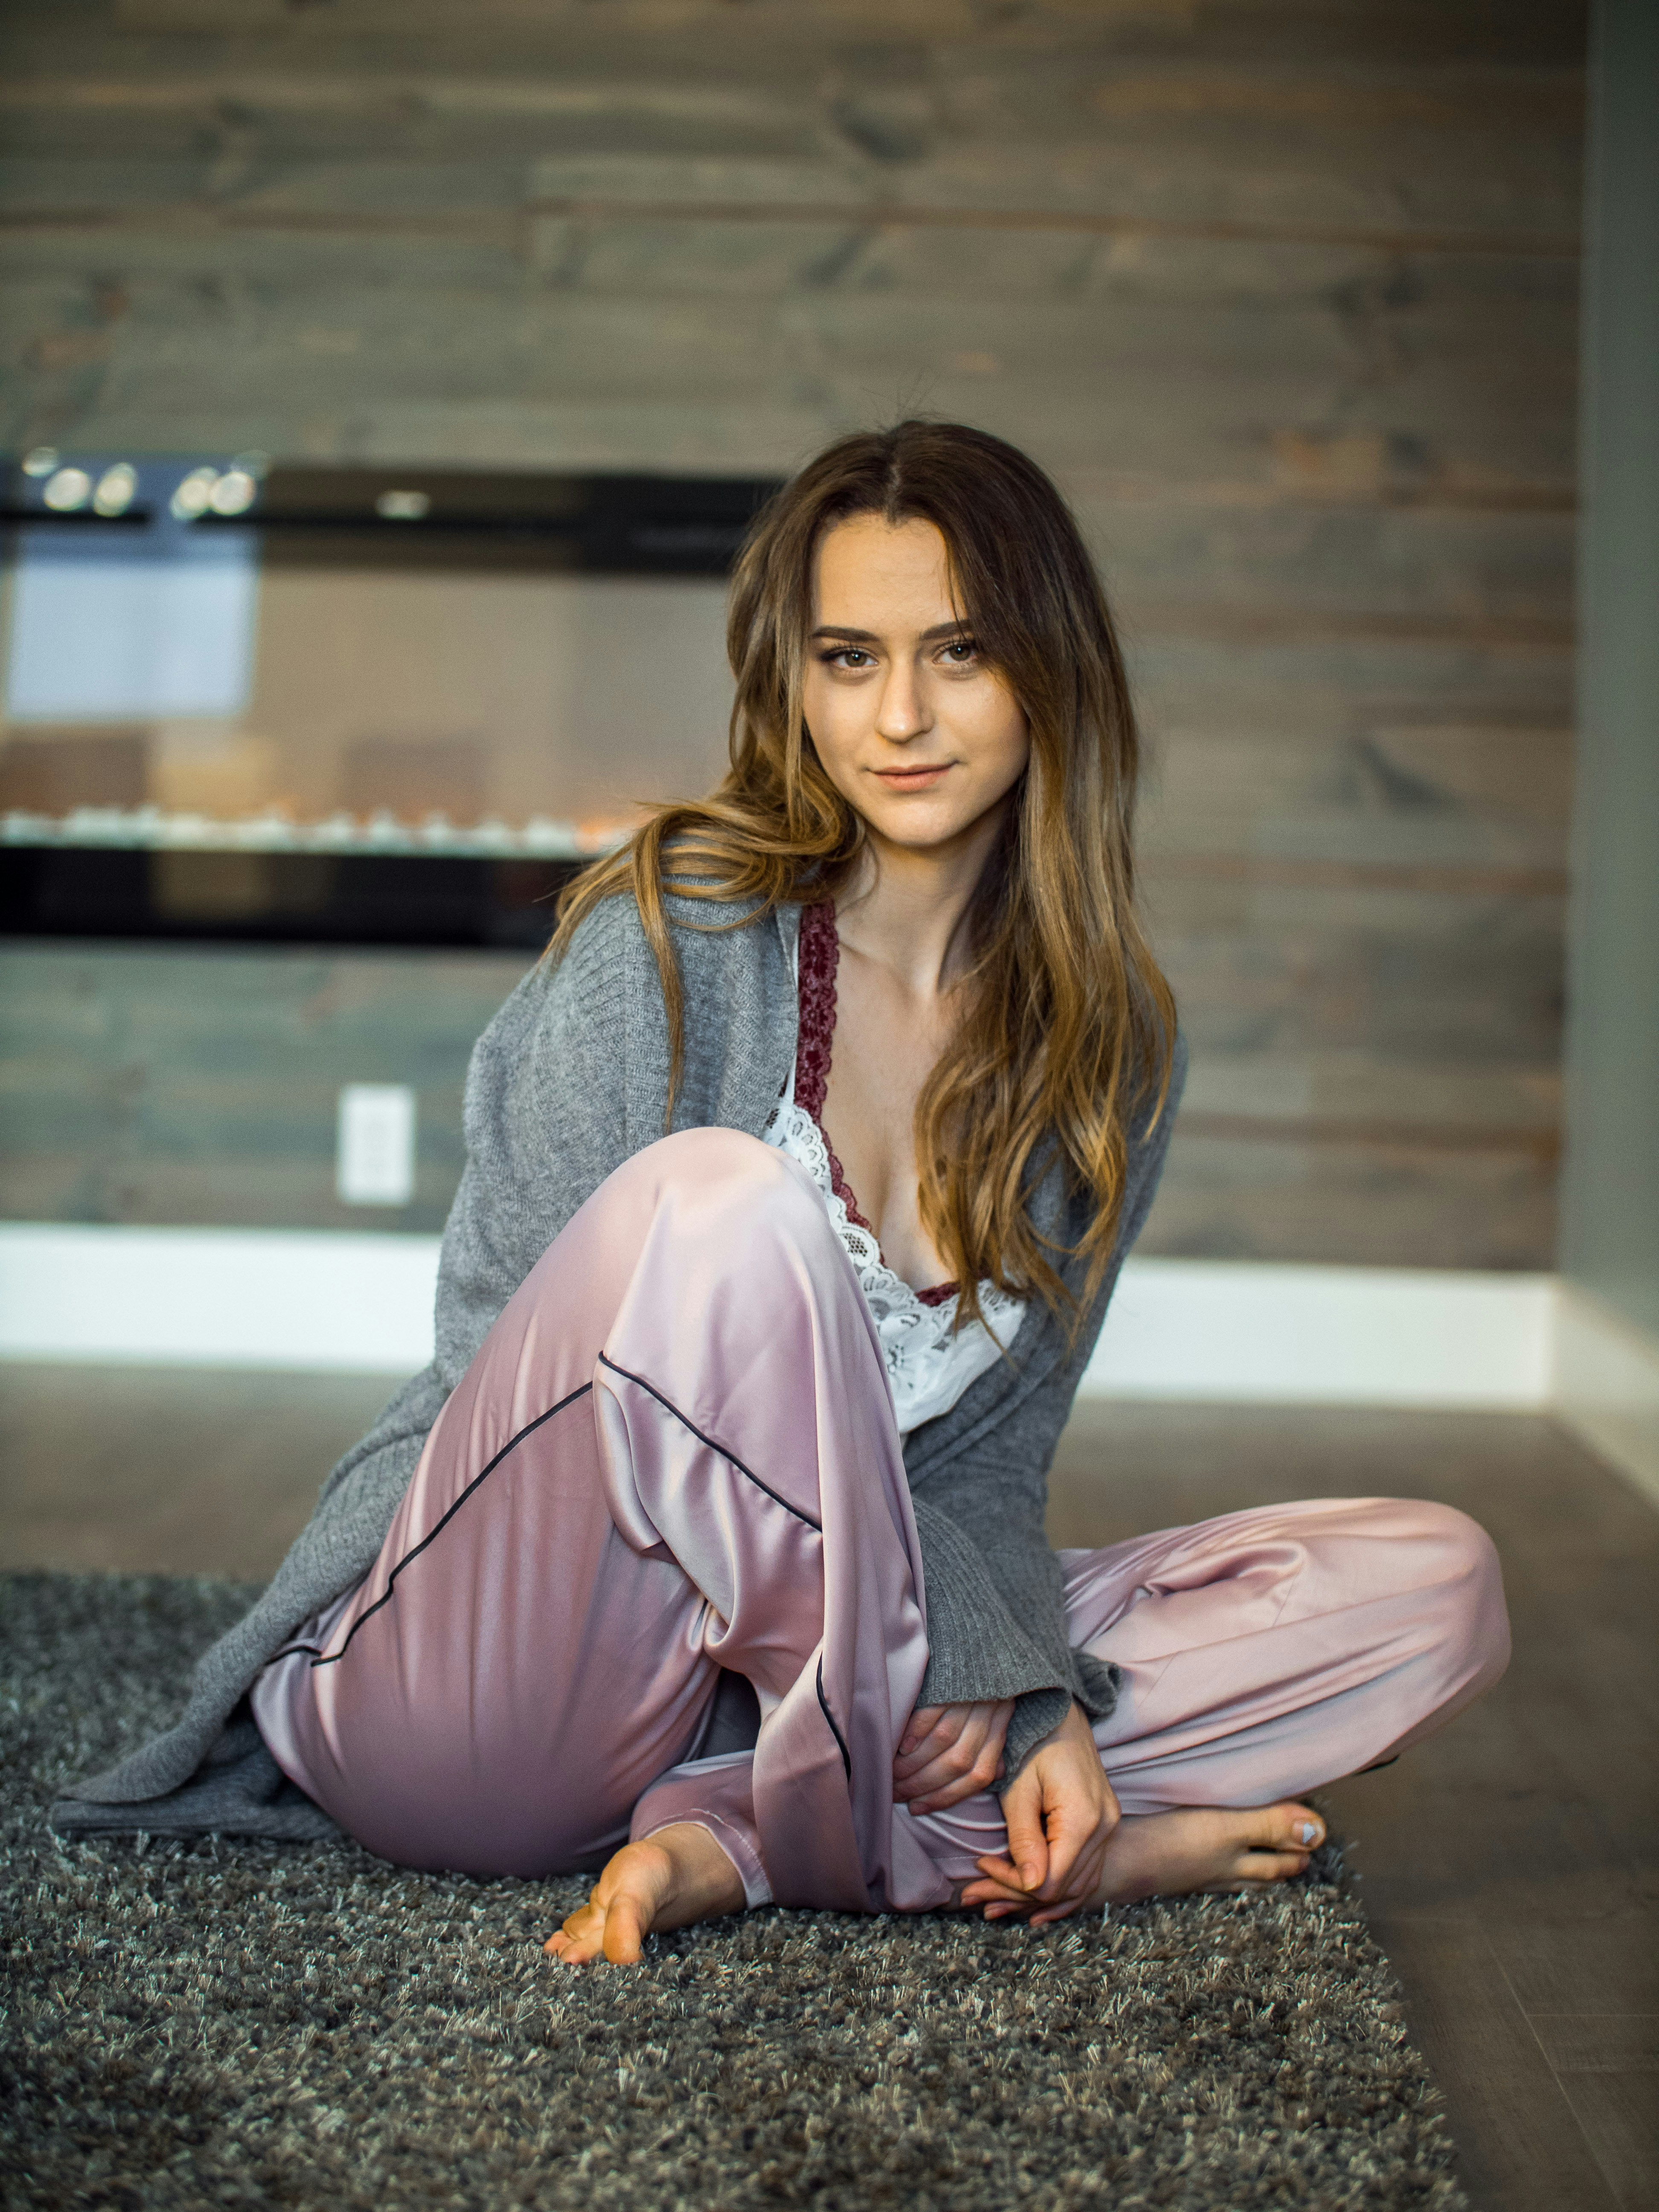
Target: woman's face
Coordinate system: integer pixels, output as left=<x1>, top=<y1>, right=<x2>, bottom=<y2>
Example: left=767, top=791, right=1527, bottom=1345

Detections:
left=802, top=514, right=1030, bottom=859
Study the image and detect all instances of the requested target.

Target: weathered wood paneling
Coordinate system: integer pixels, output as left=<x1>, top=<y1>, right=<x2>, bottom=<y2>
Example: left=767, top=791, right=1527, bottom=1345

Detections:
left=0, top=0, right=1584, bottom=1265
left=0, top=943, right=530, bottom=1231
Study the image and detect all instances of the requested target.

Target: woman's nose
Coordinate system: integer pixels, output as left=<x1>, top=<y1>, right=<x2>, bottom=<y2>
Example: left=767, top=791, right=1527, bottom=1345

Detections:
left=875, top=663, right=931, bottom=741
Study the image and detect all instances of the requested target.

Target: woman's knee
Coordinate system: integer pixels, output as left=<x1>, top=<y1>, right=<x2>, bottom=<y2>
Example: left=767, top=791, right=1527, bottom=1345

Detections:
left=1408, top=1501, right=1511, bottom=1693
left=649, top=1125, right=780, bottom=1184
left=641, top=1127, right=832, bottom=1250
left=1312, top=1497, right=1509, bottom=1697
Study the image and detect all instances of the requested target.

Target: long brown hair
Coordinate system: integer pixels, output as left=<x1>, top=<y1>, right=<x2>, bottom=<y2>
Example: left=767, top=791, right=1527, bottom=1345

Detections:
left=549, top=419, right=1176, bottom=1325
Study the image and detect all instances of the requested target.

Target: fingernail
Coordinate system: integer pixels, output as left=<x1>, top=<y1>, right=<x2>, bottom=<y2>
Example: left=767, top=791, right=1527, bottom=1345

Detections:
left=1296, top=1821, right=1320, bottom=1846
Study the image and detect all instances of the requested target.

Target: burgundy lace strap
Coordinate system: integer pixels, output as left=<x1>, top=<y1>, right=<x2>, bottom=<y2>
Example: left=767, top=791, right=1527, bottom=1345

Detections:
left=795, top=902, right=957, bottom=1306
left=794, top=901, right=838, bottom=1123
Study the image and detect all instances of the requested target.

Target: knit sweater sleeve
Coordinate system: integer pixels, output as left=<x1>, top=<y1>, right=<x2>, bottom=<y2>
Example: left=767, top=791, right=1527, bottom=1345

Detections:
left=906, top=1033, right=1186, bottom=1786
left=427, top=901, right=658, bottom=1387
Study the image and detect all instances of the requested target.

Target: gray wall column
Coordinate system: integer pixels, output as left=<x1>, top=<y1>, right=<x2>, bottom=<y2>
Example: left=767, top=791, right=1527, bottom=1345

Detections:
left=1561, top=0, right=1659, bottom=1335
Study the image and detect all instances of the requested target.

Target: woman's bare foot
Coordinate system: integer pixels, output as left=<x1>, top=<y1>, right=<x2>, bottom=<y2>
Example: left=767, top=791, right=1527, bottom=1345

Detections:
left=969, top=1801, right=1326, bottom=1921
left=1090, top=1801, right=1324, bottom=1908
left=545, top=1822, right=746, bottom=1965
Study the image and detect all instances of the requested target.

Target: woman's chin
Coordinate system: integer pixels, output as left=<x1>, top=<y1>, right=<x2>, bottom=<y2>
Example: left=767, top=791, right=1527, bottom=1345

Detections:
left=857, top=795, right=1010, bottom=859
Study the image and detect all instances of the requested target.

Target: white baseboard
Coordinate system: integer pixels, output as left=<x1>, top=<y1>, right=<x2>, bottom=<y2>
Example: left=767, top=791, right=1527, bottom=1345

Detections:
left=0, top=1224, right=442, bottom=1374
left=1077, top=1259, right=1555, bottom=1409
left=1553, top=1282, right=1659, bottom=1508
left=0, top=1222, right=1557, bottom=1409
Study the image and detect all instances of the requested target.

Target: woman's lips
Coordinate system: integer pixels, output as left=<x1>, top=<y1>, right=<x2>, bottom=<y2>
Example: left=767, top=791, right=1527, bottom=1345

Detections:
left=873, top=763, right=952, bottom=787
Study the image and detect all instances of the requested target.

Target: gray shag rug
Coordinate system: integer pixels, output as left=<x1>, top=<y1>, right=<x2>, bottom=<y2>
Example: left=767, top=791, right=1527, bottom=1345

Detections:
left=2, top=1574, right=1467, bottom=2210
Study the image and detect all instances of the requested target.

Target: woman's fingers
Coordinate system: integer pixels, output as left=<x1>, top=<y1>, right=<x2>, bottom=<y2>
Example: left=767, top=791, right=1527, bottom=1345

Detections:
left=1013, top=1708, right=1121, bottom=1905
left=894, top=1700, right=1014, bottom=1776
left=1034, top=1785, right=1099, bottom=1903
left=1032, top=1764, right=1120, bottom=1904
left=956, top=1706, right=1121, bottom=1924
left=959, top=1861, right=1030, bottom=1907
left=961, top=1851, right=1089, bottom=1912
left=894, top=1699, right=1013, bottom=1810
left=961, top=1851, right=1099, bottom=1925
left=997, top=1762, right=1050, bottom=1893
left=958, top=1876, right=1080, bottom=1924
left=1027, top=1828, right=1111, bottom=1924
left=897, top=1721, right=1000, bottom=1809
left=896, top=1704, right=945, bottom=1759
left=892, top=1704, right=966, bottom=1783
left=894, top=1699, right=991, bottom=1777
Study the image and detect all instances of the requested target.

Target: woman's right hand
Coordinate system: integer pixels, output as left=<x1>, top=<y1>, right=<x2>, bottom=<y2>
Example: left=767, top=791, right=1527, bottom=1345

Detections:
left=957, top=1701, right=1120, bottom=1927
left=893, top=1697, right=1015, bottom=1813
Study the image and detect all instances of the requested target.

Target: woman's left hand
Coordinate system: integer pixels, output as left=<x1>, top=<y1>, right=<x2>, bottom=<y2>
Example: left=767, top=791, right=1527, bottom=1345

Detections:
left=958, top=1701, right=1120, bottom=1927
left=892, top=1699, right=1015, bottom=1812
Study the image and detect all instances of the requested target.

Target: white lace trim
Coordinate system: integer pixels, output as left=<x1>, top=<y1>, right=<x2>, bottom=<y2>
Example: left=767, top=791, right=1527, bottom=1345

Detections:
left=763, top=1095, right=1027, bottom=1436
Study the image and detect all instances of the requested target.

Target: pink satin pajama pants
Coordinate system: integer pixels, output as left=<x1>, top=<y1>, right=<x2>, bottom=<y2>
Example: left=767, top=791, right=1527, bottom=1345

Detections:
left=252, top=1129, right=1510, bottom=1914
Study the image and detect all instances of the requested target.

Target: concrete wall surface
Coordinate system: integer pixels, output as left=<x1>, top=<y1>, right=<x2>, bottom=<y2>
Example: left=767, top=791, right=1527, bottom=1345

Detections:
left=0, top=1, right=1587, bottom=1266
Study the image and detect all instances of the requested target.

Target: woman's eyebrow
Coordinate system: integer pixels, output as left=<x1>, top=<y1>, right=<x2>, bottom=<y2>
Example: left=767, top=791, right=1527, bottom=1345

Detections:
left=809, top=621, right=971, bottom=643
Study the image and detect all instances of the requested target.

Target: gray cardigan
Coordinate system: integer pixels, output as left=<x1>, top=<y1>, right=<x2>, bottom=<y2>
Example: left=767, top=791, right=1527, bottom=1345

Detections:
left=53, top=891, right=1184, bottom=1844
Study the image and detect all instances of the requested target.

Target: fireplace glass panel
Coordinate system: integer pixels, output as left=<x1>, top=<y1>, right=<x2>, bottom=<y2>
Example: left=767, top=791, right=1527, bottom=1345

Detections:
left=1, top=459, right=765, bottom=859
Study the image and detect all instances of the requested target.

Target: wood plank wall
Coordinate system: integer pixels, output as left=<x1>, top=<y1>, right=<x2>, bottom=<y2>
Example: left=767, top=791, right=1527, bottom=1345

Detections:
left=0, top=943, right=529, bottom=1235
left=0, top=0, right=1585, bottom=1266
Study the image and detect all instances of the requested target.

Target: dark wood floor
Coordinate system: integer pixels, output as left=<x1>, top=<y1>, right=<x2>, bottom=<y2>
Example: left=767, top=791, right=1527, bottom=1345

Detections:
left=3, top=1371, right=1655, bottom=2211
left=1051, top=1405, right=1659, bottom=2212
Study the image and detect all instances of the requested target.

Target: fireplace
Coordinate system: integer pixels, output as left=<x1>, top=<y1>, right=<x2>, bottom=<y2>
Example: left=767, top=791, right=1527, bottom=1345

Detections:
left=0, top=456, right=779, bottom=948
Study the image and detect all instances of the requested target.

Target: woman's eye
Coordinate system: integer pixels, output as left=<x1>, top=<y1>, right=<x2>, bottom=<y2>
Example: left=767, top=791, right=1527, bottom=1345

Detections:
left=831, top=648, right=872, bottom=668
left=941, top=639, right=978, bottom=664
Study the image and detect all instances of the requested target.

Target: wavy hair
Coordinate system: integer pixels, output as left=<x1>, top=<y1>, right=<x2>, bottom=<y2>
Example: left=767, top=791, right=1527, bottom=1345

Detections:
left=548, top=419, right=1176, bottom=1326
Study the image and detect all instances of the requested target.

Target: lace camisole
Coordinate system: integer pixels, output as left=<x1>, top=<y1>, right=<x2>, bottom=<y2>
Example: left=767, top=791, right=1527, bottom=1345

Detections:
left=762, top=902, right=1026, bottom=1436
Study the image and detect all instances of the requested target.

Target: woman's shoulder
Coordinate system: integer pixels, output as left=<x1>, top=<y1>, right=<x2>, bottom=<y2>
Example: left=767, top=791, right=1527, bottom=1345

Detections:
left=477, top=881, right=797, bottom=1077
left=553, top=878, right=797, bottom=983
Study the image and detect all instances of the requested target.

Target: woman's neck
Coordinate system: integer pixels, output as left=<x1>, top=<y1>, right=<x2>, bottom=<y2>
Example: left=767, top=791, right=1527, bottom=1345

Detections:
left=832, top=805, right=1006, bottom=1003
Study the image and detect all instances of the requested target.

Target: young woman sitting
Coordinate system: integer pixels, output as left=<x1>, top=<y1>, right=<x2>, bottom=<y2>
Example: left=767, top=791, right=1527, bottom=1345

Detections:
left=58, top=422, right=1511, bottom=1962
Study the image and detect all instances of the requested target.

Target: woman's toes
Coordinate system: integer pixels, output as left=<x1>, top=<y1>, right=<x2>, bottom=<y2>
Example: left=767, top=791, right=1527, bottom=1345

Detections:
left=1226, top=1804, right=1324, bottom=1887
left=1263, top=1804, right=1323, bottom=1852
left=545, top=1893, right=610, bottom=1964
left=545, top=1918, right=601, bottom=1964
left=601, top=1886, right=658, bottom=1964
left=1234, top=1848, right=1312, bottom=1884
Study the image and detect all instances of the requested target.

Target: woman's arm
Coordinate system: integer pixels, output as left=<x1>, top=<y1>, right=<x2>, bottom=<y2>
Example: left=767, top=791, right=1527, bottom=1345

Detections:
left=902, top=1033, right=1187, bottom=1789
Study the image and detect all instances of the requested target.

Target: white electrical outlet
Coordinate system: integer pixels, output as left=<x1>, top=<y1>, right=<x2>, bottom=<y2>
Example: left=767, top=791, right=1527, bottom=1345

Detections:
left=336, top=1084, right=417, bottom=1207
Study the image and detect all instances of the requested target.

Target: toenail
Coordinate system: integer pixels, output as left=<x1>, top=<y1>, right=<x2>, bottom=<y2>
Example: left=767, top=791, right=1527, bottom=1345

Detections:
left=1296, top=1822, right=1320, bottom=1846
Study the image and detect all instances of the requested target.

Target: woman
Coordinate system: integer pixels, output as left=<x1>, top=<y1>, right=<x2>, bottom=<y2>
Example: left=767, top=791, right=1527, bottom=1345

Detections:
left=56, top=423, right=1510, bottom=1962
